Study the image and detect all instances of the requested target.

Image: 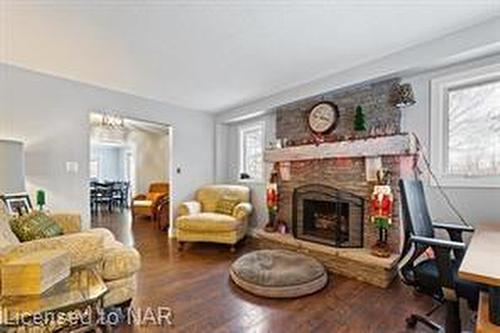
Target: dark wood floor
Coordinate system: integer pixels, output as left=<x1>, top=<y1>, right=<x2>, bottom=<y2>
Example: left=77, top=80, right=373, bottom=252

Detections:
left=92, top=210, right=453, bottom=333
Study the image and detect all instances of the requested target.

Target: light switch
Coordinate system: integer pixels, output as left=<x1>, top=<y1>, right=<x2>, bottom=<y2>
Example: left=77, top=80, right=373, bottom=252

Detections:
left=66, top=161, right=79, bottom=174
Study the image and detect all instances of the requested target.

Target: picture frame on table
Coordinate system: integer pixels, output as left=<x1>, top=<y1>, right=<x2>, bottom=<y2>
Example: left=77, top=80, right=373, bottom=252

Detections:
left=1, top=193, right=33, bottom=216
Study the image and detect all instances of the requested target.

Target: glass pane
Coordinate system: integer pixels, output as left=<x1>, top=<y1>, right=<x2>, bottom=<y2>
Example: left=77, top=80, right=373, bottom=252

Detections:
left=241, top=126, right=263, bottom=179
left=448, top=79, right=500, bottom=176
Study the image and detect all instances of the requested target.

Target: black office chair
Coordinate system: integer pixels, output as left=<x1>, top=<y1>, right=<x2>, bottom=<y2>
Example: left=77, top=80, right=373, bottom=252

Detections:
left=398, top=179, right=479, bottom=332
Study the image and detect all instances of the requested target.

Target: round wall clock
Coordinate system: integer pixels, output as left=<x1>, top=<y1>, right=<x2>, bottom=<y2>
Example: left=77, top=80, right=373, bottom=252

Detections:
left=307, top=102, right=339, bottom=134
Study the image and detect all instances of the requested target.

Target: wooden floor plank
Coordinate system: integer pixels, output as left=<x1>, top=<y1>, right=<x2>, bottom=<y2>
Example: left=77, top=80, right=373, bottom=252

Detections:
left=92, top=210, right=450, bottom=333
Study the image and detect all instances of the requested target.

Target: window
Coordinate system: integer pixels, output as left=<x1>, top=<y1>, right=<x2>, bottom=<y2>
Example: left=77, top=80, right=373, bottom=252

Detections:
left=239, top=122, right=264, bottom=181
left=431, top=64, right=500, bottom=187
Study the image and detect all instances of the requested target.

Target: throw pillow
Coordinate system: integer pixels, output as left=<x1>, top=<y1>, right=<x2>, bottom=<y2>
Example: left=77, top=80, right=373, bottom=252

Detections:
left=9, top=211, right=63, bottom=242
left=215, top=197, right=240, bottom=215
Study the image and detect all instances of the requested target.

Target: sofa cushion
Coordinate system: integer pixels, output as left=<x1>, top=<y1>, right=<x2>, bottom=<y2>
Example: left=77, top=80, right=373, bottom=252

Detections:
left=133, top=200, right=152, bottom=207
left=215, top=197, right=240, bottom=215
left=176, top=213, right=241, bottom=232
left=9, top=211, right=63, bottom=242
left=0, top=203, right=20, bottom=247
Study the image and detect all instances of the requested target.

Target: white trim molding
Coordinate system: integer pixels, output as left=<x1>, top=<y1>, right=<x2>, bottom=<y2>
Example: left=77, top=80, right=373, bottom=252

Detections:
left=430, top=62, right=500, bottom=188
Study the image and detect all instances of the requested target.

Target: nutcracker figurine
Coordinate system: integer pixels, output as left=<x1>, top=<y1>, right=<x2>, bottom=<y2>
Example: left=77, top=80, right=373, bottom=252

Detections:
left=264, top=163, right=279, bottom=232
left=370, top=185, right=394, bottom=257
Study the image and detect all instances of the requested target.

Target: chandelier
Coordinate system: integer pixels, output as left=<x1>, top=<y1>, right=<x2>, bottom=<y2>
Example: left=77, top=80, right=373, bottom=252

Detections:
left=100, top=112, right=125, bottom=130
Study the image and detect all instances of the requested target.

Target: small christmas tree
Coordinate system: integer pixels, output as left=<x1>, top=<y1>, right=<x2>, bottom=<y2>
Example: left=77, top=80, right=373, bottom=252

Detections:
left=353, top=105, right=366, bottom=131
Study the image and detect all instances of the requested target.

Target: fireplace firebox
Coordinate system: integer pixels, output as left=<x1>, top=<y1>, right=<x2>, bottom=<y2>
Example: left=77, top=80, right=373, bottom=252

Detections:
left=292, top=184, right=364, bottom=248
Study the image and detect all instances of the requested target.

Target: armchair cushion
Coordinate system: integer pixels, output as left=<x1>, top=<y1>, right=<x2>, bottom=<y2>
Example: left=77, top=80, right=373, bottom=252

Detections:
left=196, top=185, right=250, bottom=212
left=176, top=213, right=241, bottom=232
left=146, top=192, right=164, bottom=202
left=215, top=197, right=240, bottom=215
left=133, top=200, right=153, bottom=208
left=177, top=201, right=202, bottom=217
left=9, top=211, right=63, bottom=242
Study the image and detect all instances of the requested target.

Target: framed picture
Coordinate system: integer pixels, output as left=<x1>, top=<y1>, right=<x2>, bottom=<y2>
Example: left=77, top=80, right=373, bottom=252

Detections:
left=1, top=193, right=33, bottom=216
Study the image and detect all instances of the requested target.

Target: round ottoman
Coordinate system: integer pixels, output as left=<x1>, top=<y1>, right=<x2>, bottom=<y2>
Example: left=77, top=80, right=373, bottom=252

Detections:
left=230, top=249, right=328, bottom=298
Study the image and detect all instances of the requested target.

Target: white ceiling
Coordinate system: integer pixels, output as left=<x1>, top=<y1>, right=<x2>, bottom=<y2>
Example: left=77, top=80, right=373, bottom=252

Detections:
left=1, top=1, right=499, bottom=113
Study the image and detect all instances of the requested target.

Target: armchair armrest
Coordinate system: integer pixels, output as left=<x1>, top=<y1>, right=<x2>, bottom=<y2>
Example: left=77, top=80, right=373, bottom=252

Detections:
left=433, top=222, right=474, bottom=233
left=233, top=202, right=253, bottom=220
left=50, top=213, right=82, bottom=234
left=177, top=201, right=201, bottom=217
left=0, top=233, right=104, bottom=268
left=133, top=194, right=147, bottom=201
left=410, top=235, right=466, bottom=250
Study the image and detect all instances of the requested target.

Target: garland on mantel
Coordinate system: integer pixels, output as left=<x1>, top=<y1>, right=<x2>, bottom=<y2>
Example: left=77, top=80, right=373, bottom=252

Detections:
left=271, top=131, right=411, bottom=150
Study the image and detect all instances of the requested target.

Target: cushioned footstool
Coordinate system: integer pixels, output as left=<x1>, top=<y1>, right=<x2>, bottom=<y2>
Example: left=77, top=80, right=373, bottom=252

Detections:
left=230, top=249, right=328, bottom=298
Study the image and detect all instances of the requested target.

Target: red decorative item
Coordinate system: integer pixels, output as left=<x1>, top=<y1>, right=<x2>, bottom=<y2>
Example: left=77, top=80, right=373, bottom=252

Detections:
left=370, top=185, right=394, bottom=258
left=265, top=163, right=279, bottom=232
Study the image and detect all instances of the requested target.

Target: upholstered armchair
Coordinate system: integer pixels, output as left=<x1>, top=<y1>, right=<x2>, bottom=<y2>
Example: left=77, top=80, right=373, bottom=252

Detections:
left=0, top=205, right=141, bottom=309
left=176, top=185, right=252, bottom=252
left=132, top=182, right=169, bottom=223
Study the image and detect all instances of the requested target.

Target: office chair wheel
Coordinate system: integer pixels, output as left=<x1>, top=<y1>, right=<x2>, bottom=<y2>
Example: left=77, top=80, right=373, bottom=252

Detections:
left=406, top=315, right=417, bottom=328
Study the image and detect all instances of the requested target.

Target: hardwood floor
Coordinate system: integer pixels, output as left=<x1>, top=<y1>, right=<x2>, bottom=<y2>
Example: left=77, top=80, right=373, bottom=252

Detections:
left=92, top=210, right=452, bottom=333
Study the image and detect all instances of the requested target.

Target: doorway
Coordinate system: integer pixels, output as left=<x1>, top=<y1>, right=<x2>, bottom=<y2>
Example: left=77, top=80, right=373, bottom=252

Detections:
left=89, top=112, right=171, bottom=241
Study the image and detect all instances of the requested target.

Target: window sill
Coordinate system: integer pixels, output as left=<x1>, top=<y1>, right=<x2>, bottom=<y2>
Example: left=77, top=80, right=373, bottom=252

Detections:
left=430, top=174, right=500, bottom=189
left=237, top=179, right=266, bottom=186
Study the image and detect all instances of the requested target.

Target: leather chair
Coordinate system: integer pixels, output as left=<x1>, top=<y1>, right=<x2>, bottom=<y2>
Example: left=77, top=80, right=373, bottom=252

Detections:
left=132, top=182, right=169, bottom=223
left=398, top=179, right=480, bottom=332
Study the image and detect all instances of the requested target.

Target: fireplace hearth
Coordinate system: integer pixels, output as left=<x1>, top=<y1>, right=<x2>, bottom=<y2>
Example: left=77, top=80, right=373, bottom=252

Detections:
left=292, top=184, right=364, bottom=248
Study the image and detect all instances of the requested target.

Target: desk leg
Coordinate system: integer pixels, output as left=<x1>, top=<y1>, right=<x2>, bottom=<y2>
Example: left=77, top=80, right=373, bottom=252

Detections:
left=490, top=286, right=500, bottom=325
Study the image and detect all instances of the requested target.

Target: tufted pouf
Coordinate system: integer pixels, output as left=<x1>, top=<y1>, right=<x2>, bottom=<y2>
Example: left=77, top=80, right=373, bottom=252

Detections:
left=230, top=249, right=328, bottom=298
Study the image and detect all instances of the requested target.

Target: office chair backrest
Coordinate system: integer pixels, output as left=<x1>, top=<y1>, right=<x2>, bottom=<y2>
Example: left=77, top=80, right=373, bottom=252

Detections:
left=398, top=179, right=435, bottom=285
left=399, top=179, right=435, bottom=239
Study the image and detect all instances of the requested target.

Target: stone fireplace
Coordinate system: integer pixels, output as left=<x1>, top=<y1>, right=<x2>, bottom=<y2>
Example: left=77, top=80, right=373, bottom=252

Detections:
left=292, top=184, right=364, bottom=248
left=249, top=78, right=418, bottom=288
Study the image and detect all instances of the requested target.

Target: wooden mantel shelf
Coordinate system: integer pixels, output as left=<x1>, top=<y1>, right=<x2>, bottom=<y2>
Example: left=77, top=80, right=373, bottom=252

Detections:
left=264, top=133, right=417, bottom=163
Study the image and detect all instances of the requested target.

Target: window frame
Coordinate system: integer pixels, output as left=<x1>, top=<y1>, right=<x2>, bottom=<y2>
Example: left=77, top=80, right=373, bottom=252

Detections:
left=238, top=121, right=265, bottom=183
left=430, top=63, right=500, bottom=188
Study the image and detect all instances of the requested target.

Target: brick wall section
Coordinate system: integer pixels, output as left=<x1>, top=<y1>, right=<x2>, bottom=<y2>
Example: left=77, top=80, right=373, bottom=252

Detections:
left=277, top=156, right=402, bottom=251
left=272, top=78, right=409, bottom=252
left=276, top=78, right=401, bottom=143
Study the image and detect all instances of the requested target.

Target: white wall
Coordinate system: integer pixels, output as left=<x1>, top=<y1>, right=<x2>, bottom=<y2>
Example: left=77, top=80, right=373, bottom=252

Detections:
left=129, top=129, right=169, bottom=194
left=218, top=113, right=276, bottom=228
left=0, top=63, right=214, bottom=228
left=402, top=54, right=500, bottom=224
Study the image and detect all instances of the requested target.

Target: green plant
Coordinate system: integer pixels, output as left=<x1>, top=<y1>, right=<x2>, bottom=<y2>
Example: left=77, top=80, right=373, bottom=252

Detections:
left=353, top=105, right=366, bottom=131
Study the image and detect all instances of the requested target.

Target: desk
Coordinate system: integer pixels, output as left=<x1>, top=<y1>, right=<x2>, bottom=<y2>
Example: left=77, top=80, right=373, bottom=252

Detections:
left=459, top=223, right=500, bottom=329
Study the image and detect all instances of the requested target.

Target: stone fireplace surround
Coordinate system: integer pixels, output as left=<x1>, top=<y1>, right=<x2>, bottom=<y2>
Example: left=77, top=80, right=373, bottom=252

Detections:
left=248, top=78, right=418, bottom=288
left=250, top=135, right=416, bottom=288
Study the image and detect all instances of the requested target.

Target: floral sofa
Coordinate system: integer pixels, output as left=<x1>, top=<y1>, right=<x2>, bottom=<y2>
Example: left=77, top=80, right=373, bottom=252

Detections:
left=0, top=203, right=141, bottom=308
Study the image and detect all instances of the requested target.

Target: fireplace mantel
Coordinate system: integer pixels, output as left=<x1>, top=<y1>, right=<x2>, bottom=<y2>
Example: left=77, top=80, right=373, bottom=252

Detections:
left=264, top=133, right=417, bottom=163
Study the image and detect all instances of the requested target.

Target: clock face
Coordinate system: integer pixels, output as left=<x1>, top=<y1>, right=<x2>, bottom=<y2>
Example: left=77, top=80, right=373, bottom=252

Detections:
left=308, top=102, right=338, bottom=134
